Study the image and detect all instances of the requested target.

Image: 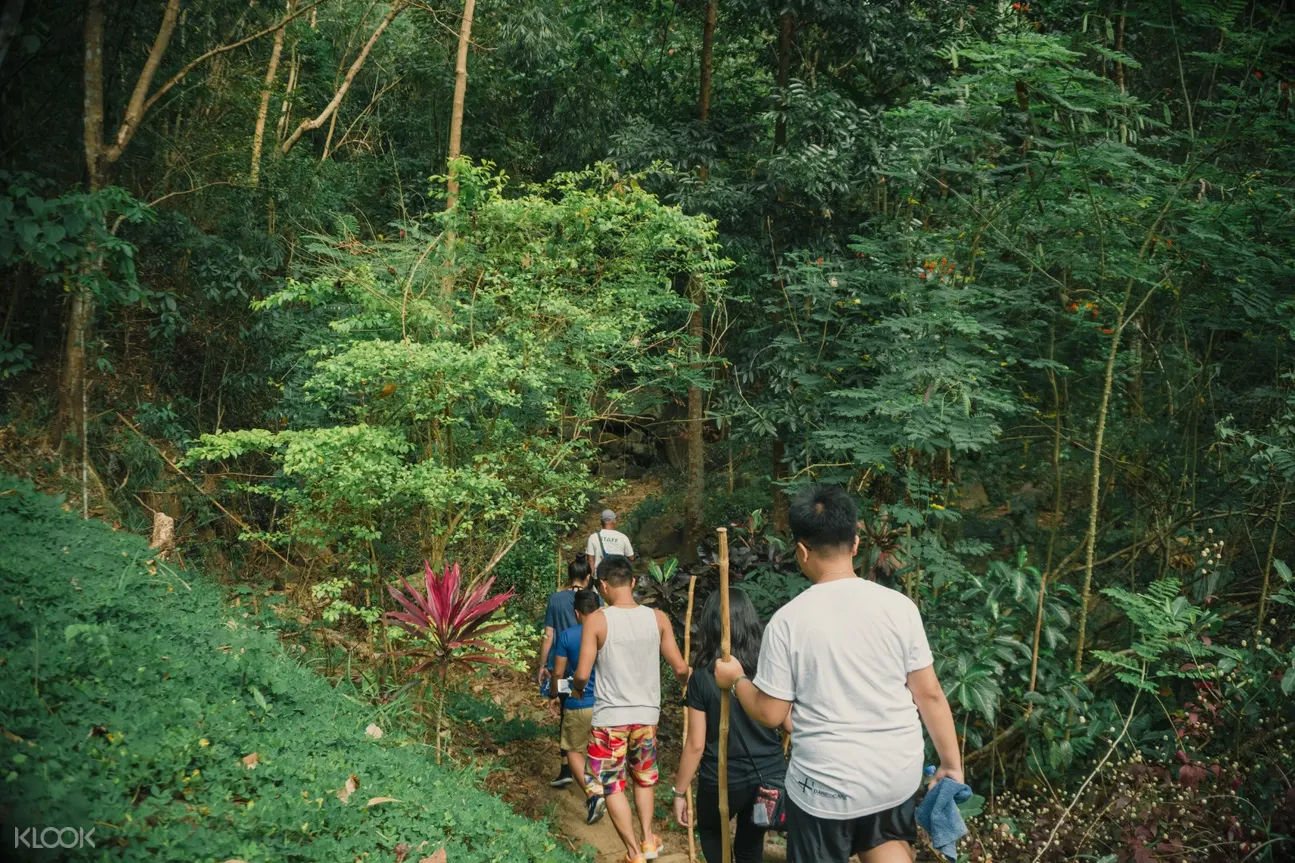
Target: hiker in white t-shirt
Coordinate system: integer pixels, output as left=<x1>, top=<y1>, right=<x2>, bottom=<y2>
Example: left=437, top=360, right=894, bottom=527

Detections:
left=586, top=509, right=636, bottom=572
left=714, top=484, right=963, bottom=863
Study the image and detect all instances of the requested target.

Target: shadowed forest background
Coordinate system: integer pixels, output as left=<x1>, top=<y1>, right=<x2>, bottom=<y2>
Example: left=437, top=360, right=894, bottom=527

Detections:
left=1, top=0, right=1294, bottom=861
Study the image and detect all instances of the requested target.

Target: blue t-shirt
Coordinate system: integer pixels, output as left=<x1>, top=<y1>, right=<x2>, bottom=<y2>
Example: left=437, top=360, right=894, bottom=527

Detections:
left=543, top=589, right=579, bottom=640
left=555, top=624, right=594, bottom=710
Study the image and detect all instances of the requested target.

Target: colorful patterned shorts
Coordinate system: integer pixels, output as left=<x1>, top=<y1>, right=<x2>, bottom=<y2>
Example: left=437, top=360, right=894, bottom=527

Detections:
left=584, top=724, right=658, bottom=797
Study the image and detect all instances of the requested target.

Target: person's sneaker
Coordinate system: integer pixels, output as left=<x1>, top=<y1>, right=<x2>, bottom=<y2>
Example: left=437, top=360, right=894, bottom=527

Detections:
left=585, top=793, right=607, bottom=825
left=549, top=764, right=574, bottom=788
left=640, top=836, right=662, bottom=860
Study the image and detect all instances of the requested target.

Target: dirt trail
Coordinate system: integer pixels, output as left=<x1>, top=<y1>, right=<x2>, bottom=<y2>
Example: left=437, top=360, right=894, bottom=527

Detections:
left=559, top=476, right=665, bottom=566
left=484, top=477, right=786, bottom=861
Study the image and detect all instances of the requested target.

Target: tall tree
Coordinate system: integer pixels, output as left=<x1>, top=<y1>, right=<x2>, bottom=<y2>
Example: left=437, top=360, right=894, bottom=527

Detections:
left=445, top=0, right=477, bottom=208
left=683, top=0, right=719, bottom=555
left=61, top=0, right=308, bottom=440
left=251, top=0, right=293, bottom=184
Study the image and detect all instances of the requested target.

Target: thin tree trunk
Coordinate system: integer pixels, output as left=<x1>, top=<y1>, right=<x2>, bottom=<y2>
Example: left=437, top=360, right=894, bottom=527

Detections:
left=59, top=0, right=106, bottom=443
left=281, top=1, right=404, bottom=154
left=684, top=276, right=706, bottom=560
left=444, top=0, right=476, bottom=207
left=1074, top=186, right=1179, bottom=672
left=771, top=438, right=788, bottom=532
left=251, top=0, right=292, bottom=184
left=277, top=46, right=299, bottom=141
left=1114, top=0, right=1128, bottom=145
left=1074, top=310, right=1127, bottom=674
left=774, top=11, right=792, bottom=150
left=698, top=0, right=718, bottom=114
left=1256, top=485, right=1287, bottom=636
left=1030, top=327, right=1063, bottom=693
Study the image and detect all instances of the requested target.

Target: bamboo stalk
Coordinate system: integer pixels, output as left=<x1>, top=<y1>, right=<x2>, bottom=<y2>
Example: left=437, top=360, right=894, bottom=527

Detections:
left=717, top=527, right=732, bottom=863
left=682, top=573, right=698, bottom=863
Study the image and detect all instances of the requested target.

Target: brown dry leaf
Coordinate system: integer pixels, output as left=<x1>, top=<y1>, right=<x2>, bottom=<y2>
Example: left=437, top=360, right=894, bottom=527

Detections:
left=366, top=796, right=400, bottom=806
left=365, top=723, right=384, bottom=739
left=418, top=849, right=447, bottom=863
left=394, top=843, right=410, bottom=863
left=241, top=752, right=259, bottom=770
left=336, top=773, right=360, bottom=804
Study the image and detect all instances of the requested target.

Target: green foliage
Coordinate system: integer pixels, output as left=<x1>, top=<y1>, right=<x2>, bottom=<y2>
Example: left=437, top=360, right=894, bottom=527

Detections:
left=0, top=477, right=576, bottom=862
left=187, top=162, right=726, bottom=596
left=0, top=173, right=150, bottom=295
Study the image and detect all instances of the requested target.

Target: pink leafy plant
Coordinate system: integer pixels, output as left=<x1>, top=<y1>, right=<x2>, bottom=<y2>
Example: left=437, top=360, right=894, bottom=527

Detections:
left=386, top=561, right=515, bottom=761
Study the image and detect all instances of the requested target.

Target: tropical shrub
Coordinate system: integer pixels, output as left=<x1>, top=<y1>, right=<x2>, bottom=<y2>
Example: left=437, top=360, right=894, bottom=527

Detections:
left=386, top=561, right=515, bottom=763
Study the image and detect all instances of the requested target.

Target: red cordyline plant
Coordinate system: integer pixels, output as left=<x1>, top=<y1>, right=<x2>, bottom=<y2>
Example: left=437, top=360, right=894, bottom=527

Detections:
left=386, top=561, right=515, bottom=762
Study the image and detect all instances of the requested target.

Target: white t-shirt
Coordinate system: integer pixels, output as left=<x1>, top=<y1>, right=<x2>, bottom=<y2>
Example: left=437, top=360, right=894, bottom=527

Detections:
left=753, top=577, right=933, bottom=819
left=586, top=529, right=634, bottom=571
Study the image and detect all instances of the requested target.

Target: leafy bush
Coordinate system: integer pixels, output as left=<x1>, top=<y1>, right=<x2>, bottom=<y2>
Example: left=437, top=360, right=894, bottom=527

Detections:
left=0, top=477, right=577, bottom=863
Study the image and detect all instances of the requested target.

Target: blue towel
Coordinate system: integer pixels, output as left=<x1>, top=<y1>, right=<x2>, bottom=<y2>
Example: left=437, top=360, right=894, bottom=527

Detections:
left=915, top=778, right=972, bottom=862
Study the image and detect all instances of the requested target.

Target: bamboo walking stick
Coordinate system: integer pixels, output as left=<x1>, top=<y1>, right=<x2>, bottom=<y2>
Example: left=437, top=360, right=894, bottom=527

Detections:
left=556, top=538, right=564, bottom=590
left=682, top=572, right=698, bottom=863
left=717, top=526, right=733, bottom=863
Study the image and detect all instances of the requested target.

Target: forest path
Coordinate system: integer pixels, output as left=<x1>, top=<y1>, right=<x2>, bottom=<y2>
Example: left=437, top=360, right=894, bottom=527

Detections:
left=481, top=475, right=787, bottom=862
left=558, top=476, right=666, bottom=566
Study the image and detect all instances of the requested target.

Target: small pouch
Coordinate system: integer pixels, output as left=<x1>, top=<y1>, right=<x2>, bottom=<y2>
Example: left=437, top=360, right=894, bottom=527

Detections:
left=752, top=784, right=786, bottom=831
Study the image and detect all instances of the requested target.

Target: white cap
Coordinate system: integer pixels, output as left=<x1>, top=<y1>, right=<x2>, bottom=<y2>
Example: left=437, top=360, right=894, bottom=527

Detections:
left=600, top=509, right=617, bottom=522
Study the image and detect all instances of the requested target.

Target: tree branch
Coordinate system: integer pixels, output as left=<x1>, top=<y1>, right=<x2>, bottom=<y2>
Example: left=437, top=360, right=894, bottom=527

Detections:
left=137, top=0, right=332, bottom=126
left=103, top=0, right=180, bottom=163
left=281, top=1, right=404, bottom=154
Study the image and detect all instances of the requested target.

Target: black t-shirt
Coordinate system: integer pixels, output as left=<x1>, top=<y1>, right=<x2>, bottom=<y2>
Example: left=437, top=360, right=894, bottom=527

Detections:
left=686, top=667, right=787, bottom=791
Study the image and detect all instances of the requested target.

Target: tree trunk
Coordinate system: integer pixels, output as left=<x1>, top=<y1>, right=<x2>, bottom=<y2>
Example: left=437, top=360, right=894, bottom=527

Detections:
left=281, top=1, right=404, bottom=154
left=774, top=11, right=793, bottom=150
left=684, top=276, right=706, bottom=561
left=771, top=438, right=788, bottom=532
left=444, top=0, right=476, bottom=207
left=251, top=0, right=292, bottom=184
left=698, top=0, right=718, bottom=120
left=58, top=0, right=106, bottom=443
left=1256, top=485, right=1287, bottom=637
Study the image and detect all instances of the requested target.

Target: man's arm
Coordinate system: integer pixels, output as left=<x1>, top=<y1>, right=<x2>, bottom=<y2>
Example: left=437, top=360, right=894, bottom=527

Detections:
left=623, top=535, right=636, bottom=561
left=537, top=626, right=556, bottom=683
left=552, top=652, right=569, bottom=690
left=571, top=610, right=606, bottom=698
left=907, top=664, right=964, bottom=786
left=714, top=657, right=793, bottom=729
left=656, top=609, right=689, bottom=681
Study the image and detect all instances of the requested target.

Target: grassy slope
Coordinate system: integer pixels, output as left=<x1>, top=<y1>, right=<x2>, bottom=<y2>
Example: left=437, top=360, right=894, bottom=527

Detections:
left=0, top=477, right=579, bottom=863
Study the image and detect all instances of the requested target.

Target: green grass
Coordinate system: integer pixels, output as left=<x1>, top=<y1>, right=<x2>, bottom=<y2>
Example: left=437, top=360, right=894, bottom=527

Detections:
left=0, top=477, right=581, bottom=862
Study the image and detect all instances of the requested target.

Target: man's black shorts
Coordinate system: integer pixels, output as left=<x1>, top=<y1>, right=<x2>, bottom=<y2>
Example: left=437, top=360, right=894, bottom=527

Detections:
left=785, top=789, right=919, bottom=862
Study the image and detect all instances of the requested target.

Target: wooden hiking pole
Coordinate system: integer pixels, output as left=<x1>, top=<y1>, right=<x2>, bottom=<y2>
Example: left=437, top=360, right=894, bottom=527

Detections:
left=556, top=539, right=564, bottom=590
left=716, top=526, right=733, bottom=863
left=681, top=572, right=698, bottom=863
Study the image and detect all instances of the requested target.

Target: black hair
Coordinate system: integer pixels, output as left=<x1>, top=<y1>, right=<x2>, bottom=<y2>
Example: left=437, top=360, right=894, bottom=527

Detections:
left=693, top=588, right=763, bottom=677
left=567, top=553, right=591, bottom=585
left=596, top=554, right=634, bottom=587
left=573, top=588, right=600, bottom=616
left=788, top=483, right=858, bottom=553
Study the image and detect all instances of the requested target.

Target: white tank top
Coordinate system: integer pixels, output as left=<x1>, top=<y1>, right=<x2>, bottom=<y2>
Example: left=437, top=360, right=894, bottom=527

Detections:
left=593, top=605, right=662, bottom=727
